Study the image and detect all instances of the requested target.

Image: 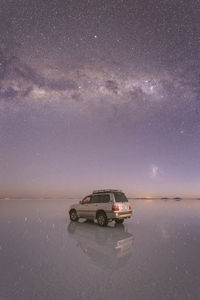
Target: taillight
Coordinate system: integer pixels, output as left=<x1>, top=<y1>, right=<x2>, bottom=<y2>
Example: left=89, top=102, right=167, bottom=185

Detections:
left=129, top=205, right=131, bottom=210
left=112, top=205, right=119, bottom=211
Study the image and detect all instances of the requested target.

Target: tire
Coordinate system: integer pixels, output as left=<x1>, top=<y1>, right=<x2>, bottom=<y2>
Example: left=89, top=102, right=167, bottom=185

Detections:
left=115, top=219, right=124, bottom=224
left=97, top=212, right=108, bottom=227
left=69, top=210, right=79, bottom=222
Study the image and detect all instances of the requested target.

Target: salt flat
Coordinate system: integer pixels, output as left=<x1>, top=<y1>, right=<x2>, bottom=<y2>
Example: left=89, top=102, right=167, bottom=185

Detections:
left=0, top=199, right=200, bottom=300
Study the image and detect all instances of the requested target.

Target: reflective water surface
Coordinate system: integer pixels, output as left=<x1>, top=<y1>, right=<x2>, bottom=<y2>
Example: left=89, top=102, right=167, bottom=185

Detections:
left=0, top=199, right=200, bottom=299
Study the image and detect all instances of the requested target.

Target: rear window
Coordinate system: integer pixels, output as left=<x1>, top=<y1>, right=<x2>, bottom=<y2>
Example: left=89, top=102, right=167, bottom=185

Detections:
left=114, top=192, right=128, bottom=202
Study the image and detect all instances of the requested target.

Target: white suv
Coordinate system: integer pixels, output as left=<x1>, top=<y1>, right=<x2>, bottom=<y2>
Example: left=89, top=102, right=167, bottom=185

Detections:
left=69, top=189, right=132, bottom=226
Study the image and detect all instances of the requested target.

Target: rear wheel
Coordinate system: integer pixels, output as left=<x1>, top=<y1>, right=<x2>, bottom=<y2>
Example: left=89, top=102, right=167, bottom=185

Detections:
left=97, top=212, right=108, bottom=227
left=69, top=210, right=79, bottom=222
left=115, top=219, right=124, bottom=224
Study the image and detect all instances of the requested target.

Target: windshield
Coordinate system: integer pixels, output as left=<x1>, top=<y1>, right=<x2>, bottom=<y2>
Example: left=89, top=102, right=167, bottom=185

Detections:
left=114, top=192, right=128, bottom=202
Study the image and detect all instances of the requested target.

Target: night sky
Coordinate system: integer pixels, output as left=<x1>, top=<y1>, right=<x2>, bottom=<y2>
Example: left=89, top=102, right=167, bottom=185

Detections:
left=0, top=0, right=199, bottom=198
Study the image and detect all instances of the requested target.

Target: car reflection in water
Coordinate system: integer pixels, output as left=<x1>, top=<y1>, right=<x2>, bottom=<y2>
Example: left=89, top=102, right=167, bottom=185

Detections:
left=67, top=221, right=134, bottom=270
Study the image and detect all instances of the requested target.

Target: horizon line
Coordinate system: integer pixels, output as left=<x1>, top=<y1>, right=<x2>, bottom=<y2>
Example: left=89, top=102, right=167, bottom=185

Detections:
left=1, top=196, right=200, bottom=200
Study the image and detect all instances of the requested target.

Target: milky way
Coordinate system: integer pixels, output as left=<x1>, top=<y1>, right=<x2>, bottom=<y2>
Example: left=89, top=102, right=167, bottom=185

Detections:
left=0, top=0, right=199, bottom=197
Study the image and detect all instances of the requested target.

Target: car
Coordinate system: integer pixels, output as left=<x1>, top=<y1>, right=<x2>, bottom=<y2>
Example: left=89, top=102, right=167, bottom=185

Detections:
left=69, top=189, right=132, bottom=226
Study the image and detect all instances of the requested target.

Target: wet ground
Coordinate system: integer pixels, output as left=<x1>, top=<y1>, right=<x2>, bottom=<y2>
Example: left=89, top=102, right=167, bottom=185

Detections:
left=0, top=199, right=200, bottom=300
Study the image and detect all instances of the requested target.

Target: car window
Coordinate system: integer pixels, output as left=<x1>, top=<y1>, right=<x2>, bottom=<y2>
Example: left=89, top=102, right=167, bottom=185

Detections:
left=82, top=196, right=91, bottom=204
left=101, top=194, right=110, bottom=203
left=91, top=194, right=110, bottom=203
left=114, top=192, right=128, bottom=202
left=91, top=195, right=100, bottom=203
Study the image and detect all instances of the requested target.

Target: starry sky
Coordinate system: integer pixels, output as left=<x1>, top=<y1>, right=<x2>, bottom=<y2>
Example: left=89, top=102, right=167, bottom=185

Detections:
left=0, top=0, right=200, bottom=198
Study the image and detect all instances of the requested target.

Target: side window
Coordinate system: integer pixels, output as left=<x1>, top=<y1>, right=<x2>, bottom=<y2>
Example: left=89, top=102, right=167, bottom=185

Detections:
left=101, top=194, right=110, bottom=203
left=91, top=194, right=110, bottom=203
left=82, top=196, right=91, bottom=204
left=91, top=195, right=100, bottom=203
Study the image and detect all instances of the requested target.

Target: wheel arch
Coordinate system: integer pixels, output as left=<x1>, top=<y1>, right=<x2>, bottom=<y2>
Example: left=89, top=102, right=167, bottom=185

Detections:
left=96, top=209, right=107, bottom=219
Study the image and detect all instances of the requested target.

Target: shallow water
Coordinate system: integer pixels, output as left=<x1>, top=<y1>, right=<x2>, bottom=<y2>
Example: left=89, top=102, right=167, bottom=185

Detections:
left=0, top=199, right=200, bottom=300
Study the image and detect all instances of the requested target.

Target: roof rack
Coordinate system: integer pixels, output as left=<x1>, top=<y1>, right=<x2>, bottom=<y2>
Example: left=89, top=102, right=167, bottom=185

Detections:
left=92, top=189, right=122, bottom=194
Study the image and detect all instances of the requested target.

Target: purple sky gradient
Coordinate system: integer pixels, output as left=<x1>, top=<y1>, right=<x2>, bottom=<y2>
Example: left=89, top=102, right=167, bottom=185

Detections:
left=0, top=0, right=199, bottom=198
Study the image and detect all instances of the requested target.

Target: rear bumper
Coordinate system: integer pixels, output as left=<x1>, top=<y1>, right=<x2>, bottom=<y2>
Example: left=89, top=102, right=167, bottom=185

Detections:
left=107, top=211, right=132, bottom=219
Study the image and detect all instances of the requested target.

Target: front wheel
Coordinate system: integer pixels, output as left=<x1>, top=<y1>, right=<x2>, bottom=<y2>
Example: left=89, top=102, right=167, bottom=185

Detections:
left=97, top=212, right=108, bottom=227
left=69, top=210, right=79, bottom=222
left=115, top=219, right=124, bottom=224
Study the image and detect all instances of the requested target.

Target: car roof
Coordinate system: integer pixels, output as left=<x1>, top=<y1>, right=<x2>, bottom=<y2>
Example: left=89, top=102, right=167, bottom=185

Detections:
left=92, top=189, right=122, bottom=194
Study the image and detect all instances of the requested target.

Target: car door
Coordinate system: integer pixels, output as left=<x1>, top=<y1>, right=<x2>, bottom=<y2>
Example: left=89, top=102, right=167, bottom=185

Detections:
left=88, top=195, right=100, bottom=218
left=97, top=194, right=111, bottom=214
left=78, top=196, right=91, bottom=218
left=90, top=194, right=111, bottom=218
